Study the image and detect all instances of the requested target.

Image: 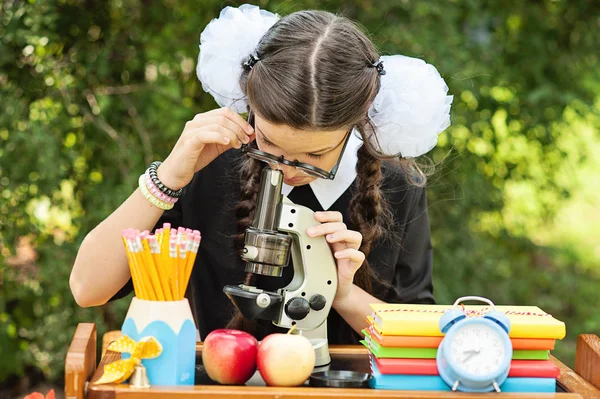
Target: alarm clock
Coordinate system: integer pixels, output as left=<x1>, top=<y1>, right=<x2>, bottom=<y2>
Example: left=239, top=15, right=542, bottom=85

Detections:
left=436, top=296, right=513, bottom=393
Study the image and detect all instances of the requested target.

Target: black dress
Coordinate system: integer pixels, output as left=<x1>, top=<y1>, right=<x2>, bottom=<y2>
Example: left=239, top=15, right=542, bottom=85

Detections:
left=110, top=150, right=435, bottom=345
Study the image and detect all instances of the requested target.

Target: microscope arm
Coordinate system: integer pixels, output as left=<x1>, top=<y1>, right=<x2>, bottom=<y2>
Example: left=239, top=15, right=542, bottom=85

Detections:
left=273, top=197, right=338, bottom=331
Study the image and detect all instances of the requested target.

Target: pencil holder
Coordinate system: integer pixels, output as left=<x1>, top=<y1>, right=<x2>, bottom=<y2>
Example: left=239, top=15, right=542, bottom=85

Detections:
left=121, top=296, right=197, bottom=386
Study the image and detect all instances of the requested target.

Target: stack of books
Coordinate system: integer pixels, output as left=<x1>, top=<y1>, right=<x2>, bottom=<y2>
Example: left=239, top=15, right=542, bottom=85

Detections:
left=361, top=304, right=566, bottom=392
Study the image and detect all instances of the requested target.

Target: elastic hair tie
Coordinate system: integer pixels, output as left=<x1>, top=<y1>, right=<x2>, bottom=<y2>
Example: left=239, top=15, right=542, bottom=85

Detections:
left=372, top=60, right=386, bottom=75
left=243, top=53, right=260, bottom=71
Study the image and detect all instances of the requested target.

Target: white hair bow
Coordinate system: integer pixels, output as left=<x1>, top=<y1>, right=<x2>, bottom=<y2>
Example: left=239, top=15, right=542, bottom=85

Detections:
left=196, top=4, right=280, bottom=114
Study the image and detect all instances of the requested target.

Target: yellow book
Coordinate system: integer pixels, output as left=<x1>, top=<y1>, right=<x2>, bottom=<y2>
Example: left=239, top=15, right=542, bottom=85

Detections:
left=369, top=303, right=566, bottom=339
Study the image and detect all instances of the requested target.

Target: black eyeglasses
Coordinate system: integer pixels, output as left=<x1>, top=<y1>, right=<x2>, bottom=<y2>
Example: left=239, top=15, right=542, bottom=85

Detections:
left=240, top=110, right=351, bottom=180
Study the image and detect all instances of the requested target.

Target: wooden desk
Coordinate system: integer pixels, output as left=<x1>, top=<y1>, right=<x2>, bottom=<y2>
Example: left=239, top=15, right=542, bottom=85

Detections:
left=65, top=323, right=600, bottom=399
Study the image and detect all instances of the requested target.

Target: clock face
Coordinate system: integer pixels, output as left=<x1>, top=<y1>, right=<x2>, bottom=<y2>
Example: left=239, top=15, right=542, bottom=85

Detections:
left=449, top=322, right=506, bottom=376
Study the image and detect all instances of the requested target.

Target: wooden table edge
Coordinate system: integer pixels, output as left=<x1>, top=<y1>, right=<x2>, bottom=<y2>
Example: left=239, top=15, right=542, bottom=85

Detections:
left=574, top=335, right=600, bottom=391
left=552, top=354, right=600, bottom=399
left=86, top=343, right=588, bottom=399
left=70, top=326, right=600, bottom=399
left=64, top=323, right=97, bottom=399
left=94, top=385, right=584, bottom=399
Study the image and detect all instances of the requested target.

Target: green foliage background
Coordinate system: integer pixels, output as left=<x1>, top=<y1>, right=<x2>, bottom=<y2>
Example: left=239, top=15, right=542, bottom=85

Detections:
left=1, top=0, right=599, bottom=387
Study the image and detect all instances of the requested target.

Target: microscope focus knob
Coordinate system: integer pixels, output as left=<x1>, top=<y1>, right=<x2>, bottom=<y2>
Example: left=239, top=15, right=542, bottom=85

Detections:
left=285, top=297, right=310, bottom=320
left=309, top=294, right=327, bottom=311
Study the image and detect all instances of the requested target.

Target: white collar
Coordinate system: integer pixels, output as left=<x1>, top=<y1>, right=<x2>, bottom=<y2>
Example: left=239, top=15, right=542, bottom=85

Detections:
left=281, top=130, right=363, bottom=210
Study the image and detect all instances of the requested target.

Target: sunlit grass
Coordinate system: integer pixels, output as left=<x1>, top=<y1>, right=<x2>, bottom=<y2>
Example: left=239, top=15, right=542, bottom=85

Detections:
left=533, top=138, right=600, bottom=272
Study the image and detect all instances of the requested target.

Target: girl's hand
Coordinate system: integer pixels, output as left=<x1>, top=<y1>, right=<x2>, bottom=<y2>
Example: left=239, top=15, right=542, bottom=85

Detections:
left=306, top=211, right=365, bottom=304
left=157, top=107, right=255, bottom=190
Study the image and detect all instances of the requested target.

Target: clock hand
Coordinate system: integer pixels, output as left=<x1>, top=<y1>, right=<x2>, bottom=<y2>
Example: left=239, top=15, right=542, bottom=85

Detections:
left=461, top=350, right=478, bottom=363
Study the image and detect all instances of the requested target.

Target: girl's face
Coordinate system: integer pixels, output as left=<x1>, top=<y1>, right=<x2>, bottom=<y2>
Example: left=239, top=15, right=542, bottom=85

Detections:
left=253, top=113, right=350, bottom=186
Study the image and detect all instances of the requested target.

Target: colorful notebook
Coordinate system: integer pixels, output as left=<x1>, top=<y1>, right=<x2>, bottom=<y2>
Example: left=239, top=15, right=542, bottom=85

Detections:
left=362, top=324, right=556, bottom=350
left=369, top=304, right=566, bottom=339
left=363, top=325, right=443, bottom=348
left=370, top=361, right=556, bottom=392
left=373, top=357, right=560, bottom=378
left=370, top=376, right=557, bottom=393
left=362, top=331, right=549, bottom=360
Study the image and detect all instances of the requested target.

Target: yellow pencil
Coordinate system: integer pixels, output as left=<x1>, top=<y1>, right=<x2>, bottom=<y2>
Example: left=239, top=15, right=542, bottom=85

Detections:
left=156, top=227, right=163, bottom=248
left=175, top=234, right=182, bottom=300
left=133, top=236, right=156, bottom=300
left=182, top=232, right=200, bottom=295
left=169, top=234, right=178, bottom=299
left=177, top=231, right=189, bottom=300
left=177, top=227, right=191, bottom=299
left=183, top=232, right=195, bottom=291
left=120, top=225, right=202, bottom=302
left=123, top=235, right=145, bottom=299
left=162, top=224, right=173, bottom=298
left=140, top=235, right=165, bottom=301
left=149, top=235, right=173, bottom=301
left=122, top=235, right=140, bottom=299
left=161, top=224, right=171, bottom=255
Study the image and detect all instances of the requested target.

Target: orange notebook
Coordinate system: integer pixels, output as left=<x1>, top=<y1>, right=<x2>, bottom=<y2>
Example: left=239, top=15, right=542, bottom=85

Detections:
left=365, top=317, right=556, bottom=350
left=369, top=304, right=566, bottom=339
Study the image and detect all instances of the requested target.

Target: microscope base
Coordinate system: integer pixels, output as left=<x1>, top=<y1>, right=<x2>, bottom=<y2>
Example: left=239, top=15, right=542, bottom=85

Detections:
left=294, top=320, right=331, bottom=367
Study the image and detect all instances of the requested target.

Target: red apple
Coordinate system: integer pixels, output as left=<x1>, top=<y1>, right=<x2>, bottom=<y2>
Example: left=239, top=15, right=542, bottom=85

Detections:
left=202, top=329, right=258, bottom=385
left=257, top=332, right=316, bottom=386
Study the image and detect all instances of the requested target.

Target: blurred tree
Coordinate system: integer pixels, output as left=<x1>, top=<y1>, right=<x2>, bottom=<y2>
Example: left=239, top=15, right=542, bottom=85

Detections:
left=0, top=0, right=599, bottom=389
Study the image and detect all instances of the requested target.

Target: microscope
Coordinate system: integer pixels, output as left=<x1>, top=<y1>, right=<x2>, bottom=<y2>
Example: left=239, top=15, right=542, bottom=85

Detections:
left=223, top=167, right=338, bottom=367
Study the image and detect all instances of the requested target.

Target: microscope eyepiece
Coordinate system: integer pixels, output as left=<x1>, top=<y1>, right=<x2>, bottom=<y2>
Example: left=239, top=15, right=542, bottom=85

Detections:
left=252, top=168, right=285, bottom=231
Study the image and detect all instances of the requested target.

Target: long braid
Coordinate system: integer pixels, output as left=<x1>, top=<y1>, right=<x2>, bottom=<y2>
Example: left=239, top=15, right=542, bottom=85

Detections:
left=348, top=140, right=394, bottom=294
left=233, top=157, right=263, bottom=252
left=226, top=156, right=263, bottom=333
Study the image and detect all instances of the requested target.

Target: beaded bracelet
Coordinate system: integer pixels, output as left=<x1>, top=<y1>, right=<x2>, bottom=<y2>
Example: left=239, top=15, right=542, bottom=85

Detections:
left=148, top=161, right=183, bottom=198
left=138, top=174, right=174, bottom=210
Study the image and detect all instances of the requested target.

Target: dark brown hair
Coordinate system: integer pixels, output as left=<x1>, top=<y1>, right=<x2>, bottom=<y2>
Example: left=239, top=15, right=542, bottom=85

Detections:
left=226, top=10, right=422, bottom=332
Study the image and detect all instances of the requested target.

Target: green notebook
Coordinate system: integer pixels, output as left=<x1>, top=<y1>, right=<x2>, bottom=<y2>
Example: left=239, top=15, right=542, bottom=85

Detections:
left=361, top=331, right=549, bottom=360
